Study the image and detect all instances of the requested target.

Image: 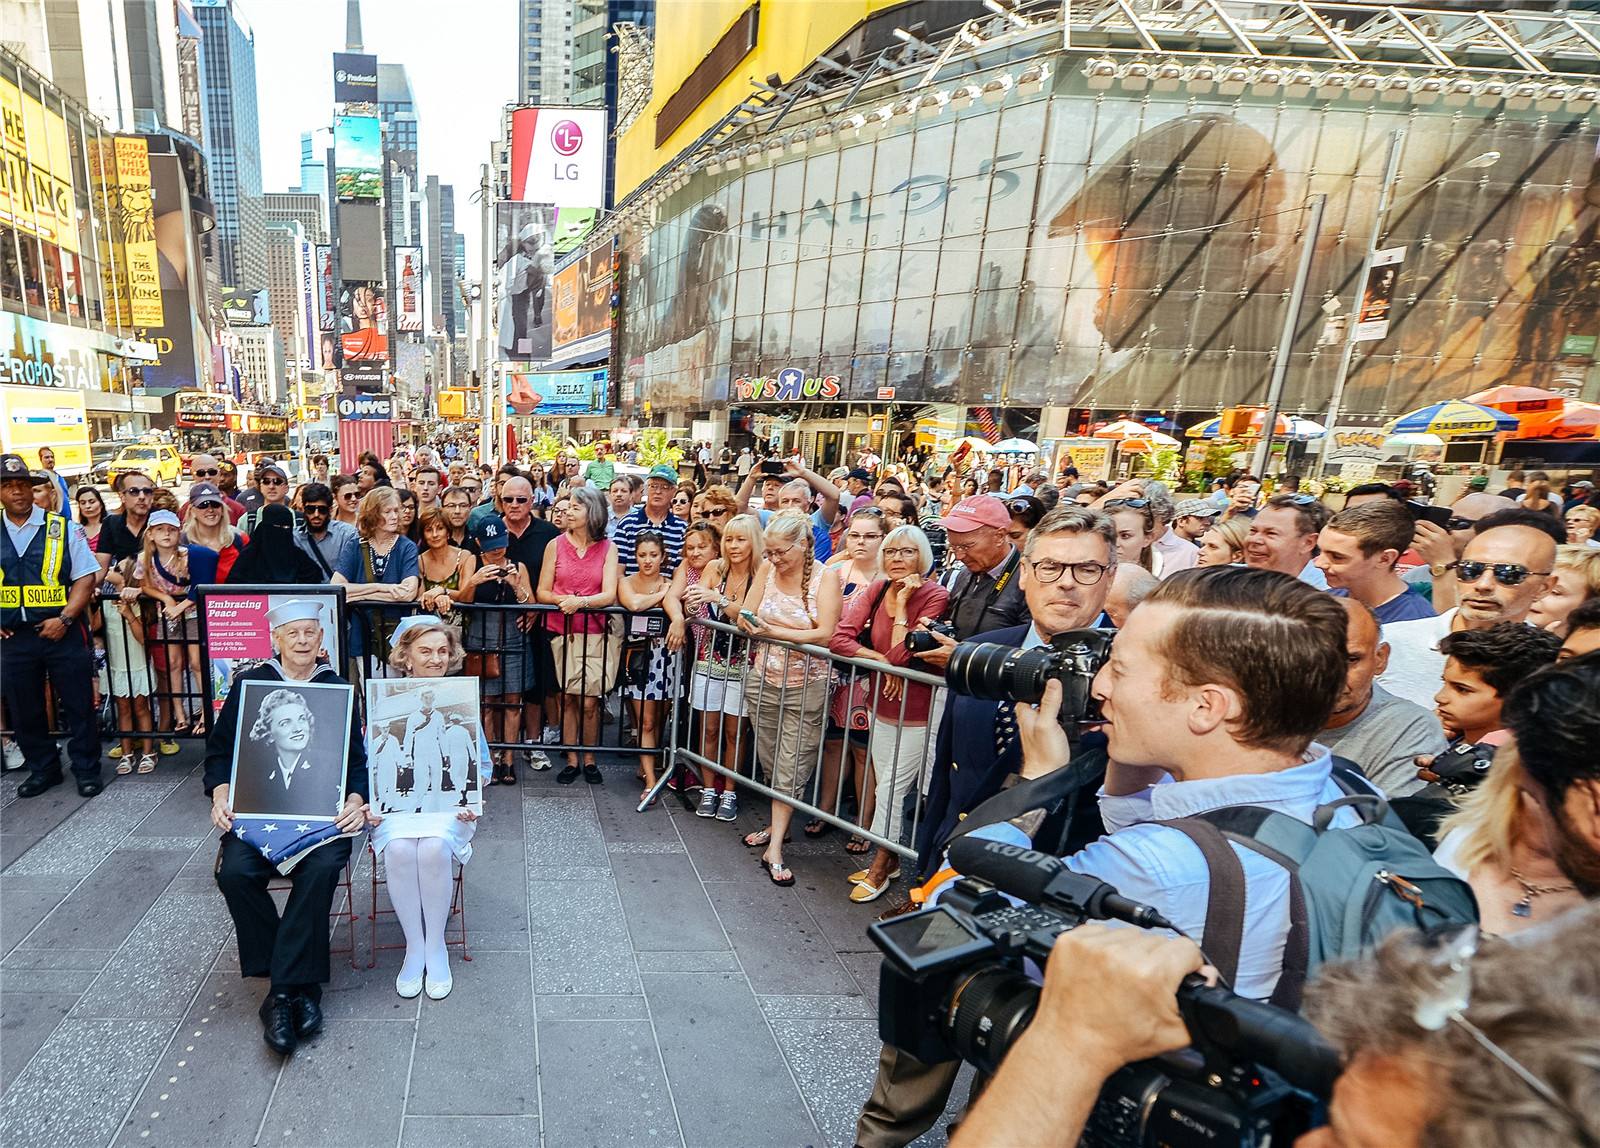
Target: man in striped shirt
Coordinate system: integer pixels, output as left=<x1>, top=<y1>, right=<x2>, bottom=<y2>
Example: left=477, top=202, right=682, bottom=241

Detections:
left=613, top=464, right=687, bottom=574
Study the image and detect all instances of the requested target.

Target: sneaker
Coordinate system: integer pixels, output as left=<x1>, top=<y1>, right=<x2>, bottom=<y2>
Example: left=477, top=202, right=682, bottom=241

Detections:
left=695, top=789, right=718, bottom=818
left=3, top=740, right=25, bottom=771
left=540, top=726, right=560, bottom=745
left=526, top=749, right=551, bottom=771
left=715, top=790, right=738, bottom=822
left=158, top=739, right=180, bottom=756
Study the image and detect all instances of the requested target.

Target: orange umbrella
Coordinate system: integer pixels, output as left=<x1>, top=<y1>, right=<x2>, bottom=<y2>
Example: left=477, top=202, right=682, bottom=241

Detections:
left=1466, top=385, right=1565, bottom=415
left=1508, top=400, right=1600, bottom=441
left=1095, top=420, right=1180, bottom=452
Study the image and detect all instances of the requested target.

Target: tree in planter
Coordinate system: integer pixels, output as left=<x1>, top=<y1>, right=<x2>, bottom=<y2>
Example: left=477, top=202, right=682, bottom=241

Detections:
left=636, top=428, right=683, bottom=470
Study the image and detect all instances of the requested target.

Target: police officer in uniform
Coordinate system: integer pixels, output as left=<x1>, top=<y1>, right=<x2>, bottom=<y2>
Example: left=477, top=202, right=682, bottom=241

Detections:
left=0, top=454, right=103, bottom=798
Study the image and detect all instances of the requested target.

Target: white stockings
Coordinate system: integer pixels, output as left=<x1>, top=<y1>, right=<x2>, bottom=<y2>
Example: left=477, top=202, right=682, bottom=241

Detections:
left=383, top=838, right=454, bottom=982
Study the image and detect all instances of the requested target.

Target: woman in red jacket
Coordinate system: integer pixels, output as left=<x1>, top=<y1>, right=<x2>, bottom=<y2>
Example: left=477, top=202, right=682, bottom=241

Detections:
left=828, top=524, right=949, bottom=903
left=182, top=484, right=248, bottom=582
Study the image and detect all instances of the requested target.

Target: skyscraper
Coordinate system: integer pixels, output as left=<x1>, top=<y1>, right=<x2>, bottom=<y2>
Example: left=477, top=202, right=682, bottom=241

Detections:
left=299, top=129, right=332, bottom=200
left=194, top=0, right=266, bottom=290
left=518, top=0, right=572, bottom=106
left=265, top=192, right=327, bottom=244
left=264, top=221, right=309, bottom=389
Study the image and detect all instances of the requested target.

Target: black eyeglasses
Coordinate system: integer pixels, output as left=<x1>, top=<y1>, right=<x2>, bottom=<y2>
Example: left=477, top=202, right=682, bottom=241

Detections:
left=1104, top=498, right=1149, bottom=509
left=1450, top=560, right=1552, bottom=587
left=192, top=468, right=219, bottom=478
left=193, top=500, right=224, bottom=510
left=260, top=477, right=286, bottom=486
left=1027, top=558, right=1110, bottom=586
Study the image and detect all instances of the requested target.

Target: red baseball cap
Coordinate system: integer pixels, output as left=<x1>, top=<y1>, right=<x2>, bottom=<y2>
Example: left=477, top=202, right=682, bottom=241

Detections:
left=937, top=495, right=1011, bottom=533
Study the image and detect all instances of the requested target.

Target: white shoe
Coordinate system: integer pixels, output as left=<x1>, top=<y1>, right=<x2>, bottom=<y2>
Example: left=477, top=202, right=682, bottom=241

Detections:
left=2, top=740, right=23, bottom=771
left=424, top=973, right=452, bottom=1000
left=395, top=971, right=423, bottom=999
left=540, top=726, right=560, bottom=745
left=526, top=749, right=551, bottom=771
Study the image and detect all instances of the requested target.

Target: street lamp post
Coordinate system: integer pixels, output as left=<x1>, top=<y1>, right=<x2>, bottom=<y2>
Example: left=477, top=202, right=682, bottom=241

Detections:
left=1252, top=193, right=1327, bottom=477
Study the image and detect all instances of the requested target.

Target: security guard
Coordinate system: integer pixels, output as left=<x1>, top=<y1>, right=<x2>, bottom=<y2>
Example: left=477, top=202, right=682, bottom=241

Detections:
left=0, top=454, right=103, bottom=798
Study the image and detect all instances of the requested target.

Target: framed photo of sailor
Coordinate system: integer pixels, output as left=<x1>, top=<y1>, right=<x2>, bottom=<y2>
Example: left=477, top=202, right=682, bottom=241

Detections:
left=365, top=677, right=485, bottom=816
left=228, top=679, right=354, bottom=820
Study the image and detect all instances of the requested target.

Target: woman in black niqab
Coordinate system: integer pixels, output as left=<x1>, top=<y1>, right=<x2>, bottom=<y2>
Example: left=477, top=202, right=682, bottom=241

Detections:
left=225, top=503, right=327, bottom=584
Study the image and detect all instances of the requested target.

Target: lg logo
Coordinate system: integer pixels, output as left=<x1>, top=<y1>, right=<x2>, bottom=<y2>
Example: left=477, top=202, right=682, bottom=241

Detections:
left=550, top=120, right=584, bottom=156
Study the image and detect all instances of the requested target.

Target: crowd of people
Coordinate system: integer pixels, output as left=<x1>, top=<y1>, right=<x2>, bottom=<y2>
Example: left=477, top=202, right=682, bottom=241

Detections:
left=5, top=441, right=1600, bottom=1144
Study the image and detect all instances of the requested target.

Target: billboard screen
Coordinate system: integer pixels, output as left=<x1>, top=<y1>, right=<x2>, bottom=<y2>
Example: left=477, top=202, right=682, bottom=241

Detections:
left=550, top=244, right=612, bottom=365
left=494, top=203, right=555, bottom=362
left=504, top=367, right=608, bottom=416
left=222, top=287, right=269, bottom=326
left=334, top=114, right=381, bottom=199
left=299, top=240, right=317, bottom=370
left=332, top=52, right=378, bottom=104
left=394, top=246, right=423, bottom=332
left=339, top=281, right=388, bottom=361
left=109, top=136, right=163, bottom=327
left=553, top=208, right=598, bottom=257
left=508, top=107, right=607, bottom=208
left=0, top=73, right=79, bottom=253
left=140, top=153, right=208, bottom=394
left=337, top=199, right=383, bottom=279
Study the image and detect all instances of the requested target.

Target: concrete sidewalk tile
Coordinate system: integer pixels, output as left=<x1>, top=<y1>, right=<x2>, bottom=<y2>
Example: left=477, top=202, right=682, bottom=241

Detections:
left=838, top=951, right=887, bottom=1012
left=536, top=1019, right=679, bottom=1147
left=611, top=854, right=728, bottom=952
left=642, top=971, right=820, bottom=1148
left=5, top=778, right=182, bottom=878
left=0, top=779, right=86, bottom=839
left=0, top=968, right=100, bottom=994
left=0, top=875, right=72, bottom=955
left=772, top=1018, right=887, bottom=1148
left=407, top=951, right=536, bottom=1116
left=592, top=782, right=682, bottom=844
left=534, top=994, right=649, bottom=1021
left=257, top=1019, right=413, bottom=1146
left=759, top=994, right=873, bottom=1020
left=635, top=950, right=739, bottom=973
left=399, top=1114, right=542, bottom=1147
left=528, top=879, right=640, bottom=996
left=0, top=992, right=76, bottom=1091
left=72, top=893, right=234, bottom=1019
left=529, top=865, right=610, bottom=882
left=455, top=837, right=529, bottom=944
left=0, top=1018, right=171, bottom=1148
left=524, top=791, right=608, bottom=869
left=17, top=848, right=190, bottom=953
left=124, top=769, right=207, bottom=837
left=703, top=881, right=858, bottom=996
left=320, top=952, right=424, bottom=1021
left=115, top=971, right=288, bottom=1147
left=1, top=947, right=111, bottom=971
left=790, top=878, right=890, bottom=955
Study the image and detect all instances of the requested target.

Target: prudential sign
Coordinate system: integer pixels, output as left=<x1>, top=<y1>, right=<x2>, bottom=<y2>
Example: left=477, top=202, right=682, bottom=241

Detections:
left=333, top=52, right=378, bottom=104
left=508, top=107, right=606, bottom=209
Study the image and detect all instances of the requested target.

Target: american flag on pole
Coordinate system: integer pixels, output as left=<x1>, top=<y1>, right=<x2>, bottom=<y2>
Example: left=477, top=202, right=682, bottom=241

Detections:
left=973, top=407, right=1001, bottom=444
left=338, top=418, right=395, bottom=468
left=232, top=815, right=346, bottom=873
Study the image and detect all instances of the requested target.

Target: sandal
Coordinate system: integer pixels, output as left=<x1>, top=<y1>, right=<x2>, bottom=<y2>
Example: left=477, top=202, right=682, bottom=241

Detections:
left=115, top=757, right=134, bottom=776
left=761, top=858, right=795, bottom=887
left=848, top=867, right=901, bottom=885
left=742, top=828, right=792, bottom=849
left=844, top=835, right=872, bottom=855
left=136, top=753, right=157, bottom=775
left=639, top=790, right=658, bottom=810
left=803, top=817, right=835, bottom=838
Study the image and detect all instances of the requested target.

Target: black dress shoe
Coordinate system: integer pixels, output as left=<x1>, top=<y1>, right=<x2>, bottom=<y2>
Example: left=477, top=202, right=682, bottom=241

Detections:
left=290, top=991, right=323, bottom=1040
left=260, top=993, right=298, bottom=1055
left=16, top=773, right=63, bottom=799
left=76, top=778, right=103, bottom=798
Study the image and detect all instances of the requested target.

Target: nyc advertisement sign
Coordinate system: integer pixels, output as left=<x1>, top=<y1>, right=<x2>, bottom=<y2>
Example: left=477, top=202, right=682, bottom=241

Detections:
left=337, top=394, right=394, bottom=421
left=732, top=368, right=841, bottom=403
left=508, top=107, right=606, bottom=208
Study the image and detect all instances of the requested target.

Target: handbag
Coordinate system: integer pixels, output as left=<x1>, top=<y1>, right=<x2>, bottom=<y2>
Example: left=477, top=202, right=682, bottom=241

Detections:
left=464, top=651, right=501, bottom=679
left=829, top=582, right=892, bottom=731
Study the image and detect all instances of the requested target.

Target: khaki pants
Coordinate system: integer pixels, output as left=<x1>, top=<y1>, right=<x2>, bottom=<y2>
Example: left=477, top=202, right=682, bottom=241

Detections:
left=747, top=674, right=829, bottom=797
left=855, top=1042, right=977, bottom=1148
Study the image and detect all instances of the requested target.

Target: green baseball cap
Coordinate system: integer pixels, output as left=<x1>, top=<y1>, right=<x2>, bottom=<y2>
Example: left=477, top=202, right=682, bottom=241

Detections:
left=647, top=464, right=679, bottom=485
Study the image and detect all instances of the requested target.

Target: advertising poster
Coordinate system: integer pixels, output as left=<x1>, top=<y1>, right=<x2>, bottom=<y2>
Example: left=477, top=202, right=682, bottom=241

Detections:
left=315, top=245, right=336, bottom=330
left=299, top=240, right=317, bottom=370
left=0, top=73, right=79, bottom=253
left=201, top=588, right=344, bottom=713
left=340, top=281, right=389, bottom=361
left=553, top=208, right=598, bottom=256
left=334, top=114, right=382, bottom=199
left=139, top=153, right=207, bottom=393
left=110, top=136, right=163, bottom=328
left=0, top=384, right=90, bottom=473
left=549, top=245, right=612, bottom=365
left=367, top=678, right=485, bottom=817
left=508, top=106, right=607, bottom=208
left=336, top=394, right=394, bottom=420
left=504, top=367, right=607, bottom=416
left=1053, top=437, right=1116, bottom=482
left=340, top=362, right=386, bottom=392
left=494, top=202, right=555, bottom=362
left=332, top=51, right=378, bottom=104
left=1353, top=246, right=1406, bottom=343
left=222, top=287, right=269, bottom=325
left=394, top=246, right=423, bottom=332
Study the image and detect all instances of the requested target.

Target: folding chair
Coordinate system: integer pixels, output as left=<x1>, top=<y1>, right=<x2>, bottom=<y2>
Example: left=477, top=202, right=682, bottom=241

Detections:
left=364, top=840, right=471, bottom=968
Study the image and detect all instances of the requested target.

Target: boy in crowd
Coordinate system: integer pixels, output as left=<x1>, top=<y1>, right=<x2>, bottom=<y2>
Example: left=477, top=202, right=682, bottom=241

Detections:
left=1433, top=622, right=1562, bottom=747
left=1316, top=500, right=1436, bottom=623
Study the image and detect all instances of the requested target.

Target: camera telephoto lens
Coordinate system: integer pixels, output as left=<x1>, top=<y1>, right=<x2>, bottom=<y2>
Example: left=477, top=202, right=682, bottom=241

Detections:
left=944, top=965, right=1040, bottom=1077
left=946, top=642, right=1057, bottom=705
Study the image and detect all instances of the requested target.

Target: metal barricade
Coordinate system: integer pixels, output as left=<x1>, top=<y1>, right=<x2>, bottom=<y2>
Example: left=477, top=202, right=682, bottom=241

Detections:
left=655, top=616, right=948, bottom=862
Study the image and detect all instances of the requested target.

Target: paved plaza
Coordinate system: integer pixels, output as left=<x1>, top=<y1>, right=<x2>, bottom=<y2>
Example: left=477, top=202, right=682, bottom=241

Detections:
left=0, top=748, right=967, bottom=1148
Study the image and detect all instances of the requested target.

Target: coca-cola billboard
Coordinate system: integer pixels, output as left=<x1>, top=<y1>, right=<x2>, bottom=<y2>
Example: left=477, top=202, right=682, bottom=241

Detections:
left=394, top=246, right=422, bottom=332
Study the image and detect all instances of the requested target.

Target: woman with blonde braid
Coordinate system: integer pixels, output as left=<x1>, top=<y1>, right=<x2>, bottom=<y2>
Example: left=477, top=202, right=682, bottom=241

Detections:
left=736, top=512, right=843, bottom=885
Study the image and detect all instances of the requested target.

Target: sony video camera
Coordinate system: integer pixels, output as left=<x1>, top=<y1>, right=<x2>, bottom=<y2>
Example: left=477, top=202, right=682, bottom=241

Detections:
left=870, top=837, right=1339, bottom=1147
left=945, top=628, right=1114, bottom=730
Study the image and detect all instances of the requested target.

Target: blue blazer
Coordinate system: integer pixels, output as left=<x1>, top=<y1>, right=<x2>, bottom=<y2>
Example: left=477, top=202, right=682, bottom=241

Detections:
left=914, top=623, right=1032, bottom=879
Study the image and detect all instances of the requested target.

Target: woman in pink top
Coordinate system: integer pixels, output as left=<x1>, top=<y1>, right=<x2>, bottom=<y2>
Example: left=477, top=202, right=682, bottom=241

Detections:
left=536, top=486, right=619, bottom=784
left=736, top=512, right=843, bottom=886
left=829, top=525, right=949, bottom=903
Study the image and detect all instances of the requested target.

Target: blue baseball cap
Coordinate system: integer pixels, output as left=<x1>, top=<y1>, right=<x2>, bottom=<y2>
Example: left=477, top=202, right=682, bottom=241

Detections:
left=647, top=464, right=678, bottom=485
left=471, top=512, right=509, bottom=550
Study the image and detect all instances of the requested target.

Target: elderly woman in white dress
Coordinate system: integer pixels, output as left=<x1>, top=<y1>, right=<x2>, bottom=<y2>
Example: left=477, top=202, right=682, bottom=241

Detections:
left=366, top=616, right=485, bottom=1001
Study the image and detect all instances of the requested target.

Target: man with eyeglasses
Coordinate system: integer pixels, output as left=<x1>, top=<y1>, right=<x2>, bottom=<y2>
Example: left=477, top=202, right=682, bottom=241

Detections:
left=914, top=496, right=1032, bottom=672
left=96, top=469, right=155, bottom=570
left=1244, top=492, right=1332, bottom=589
left=615, top=464, right=688, bottom=574
left=239, top=462, right=301, bottom=537
left=467, top=465, right=522, bottom=533
left=182, top=454, right=244, bottom=524
left=1400, top=491, right=1516, bottom=603
left=292, top=483, right=358, bottom=580
left=1378, top=523, right=1558, bottom=709
left=440, top=486, right=473, bottom=547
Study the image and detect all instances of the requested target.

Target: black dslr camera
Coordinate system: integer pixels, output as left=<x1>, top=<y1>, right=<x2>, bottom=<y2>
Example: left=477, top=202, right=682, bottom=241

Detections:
left=1418, top=741, right=1497, bottom=796
left=905, top=618, right=957, bottom=654
left=870, top=838, right=1338, bottom=1147
left=945, top=628, right=1114, bottom=729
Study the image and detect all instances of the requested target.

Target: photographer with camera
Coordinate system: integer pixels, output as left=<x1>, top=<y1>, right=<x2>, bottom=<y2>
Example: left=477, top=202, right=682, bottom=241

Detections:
left=915, top=496, right=1033, bottom=667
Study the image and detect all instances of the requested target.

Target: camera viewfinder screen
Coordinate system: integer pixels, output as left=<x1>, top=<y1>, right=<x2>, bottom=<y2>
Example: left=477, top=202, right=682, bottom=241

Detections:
left=882, top=908, right=982, bottom=961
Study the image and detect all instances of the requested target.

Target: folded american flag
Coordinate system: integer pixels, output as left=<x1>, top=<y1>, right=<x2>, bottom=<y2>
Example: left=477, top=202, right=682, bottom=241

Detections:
left=233, top=814, right=345, bottom=873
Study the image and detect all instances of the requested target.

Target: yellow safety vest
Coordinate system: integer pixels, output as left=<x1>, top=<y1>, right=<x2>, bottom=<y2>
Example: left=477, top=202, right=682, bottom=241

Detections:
left=0, top=512, right=70, bottom=615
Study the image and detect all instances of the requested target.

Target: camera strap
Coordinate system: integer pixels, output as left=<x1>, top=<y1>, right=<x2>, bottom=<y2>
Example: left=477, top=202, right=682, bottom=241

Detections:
left=944, top=745, right=1109, bottom=848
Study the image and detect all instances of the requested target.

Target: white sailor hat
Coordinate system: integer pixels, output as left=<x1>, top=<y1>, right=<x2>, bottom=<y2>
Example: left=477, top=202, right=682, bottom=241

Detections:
left=265, top=600, right=325, bottom=629
left=391, top=614, right=444, bottom=643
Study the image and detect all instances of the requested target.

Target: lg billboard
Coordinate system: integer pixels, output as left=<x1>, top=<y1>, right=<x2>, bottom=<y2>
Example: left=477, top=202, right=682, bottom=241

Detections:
left=508, top=107, right=607, bottom=208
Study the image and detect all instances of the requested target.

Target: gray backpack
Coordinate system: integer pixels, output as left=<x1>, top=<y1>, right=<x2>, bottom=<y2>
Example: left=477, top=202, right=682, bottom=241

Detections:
left=1165, top=763, right=1479, bottom=1010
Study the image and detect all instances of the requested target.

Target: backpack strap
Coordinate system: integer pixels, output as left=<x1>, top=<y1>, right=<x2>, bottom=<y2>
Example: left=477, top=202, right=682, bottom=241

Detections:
left=1161, top=818, right=1247, bottom=989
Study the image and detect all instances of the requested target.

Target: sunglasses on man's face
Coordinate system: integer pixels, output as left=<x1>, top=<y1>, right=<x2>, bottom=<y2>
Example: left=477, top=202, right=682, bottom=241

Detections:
left=303, top=503, right=331, bottom=514
left=123, top=487, right=155, bottom=497
left=502, top=496, right=531, bottom=504
left=192, top=468, right=220, bottom=478
left=1450, top=560, right=1552, bottom=587
left=260, top=477, right=286, bottom=487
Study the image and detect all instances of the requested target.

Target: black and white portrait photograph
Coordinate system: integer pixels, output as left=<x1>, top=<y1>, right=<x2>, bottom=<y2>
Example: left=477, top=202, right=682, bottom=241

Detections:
left=366, top=677, right=485, bottom=816
left=495, top=202, right=555, bottom=362
left=228, top=679, right=354, bottom=820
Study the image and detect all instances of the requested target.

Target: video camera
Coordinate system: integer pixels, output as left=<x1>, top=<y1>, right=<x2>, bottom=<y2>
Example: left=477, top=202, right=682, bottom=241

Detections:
left=945, top=628, right=1114, bottom=729
left=870, top=838, right=1339, bottom=1147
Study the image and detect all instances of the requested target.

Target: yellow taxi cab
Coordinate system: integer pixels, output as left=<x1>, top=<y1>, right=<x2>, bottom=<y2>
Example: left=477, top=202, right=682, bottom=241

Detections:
left=106, top=443, right=183, bottom=486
